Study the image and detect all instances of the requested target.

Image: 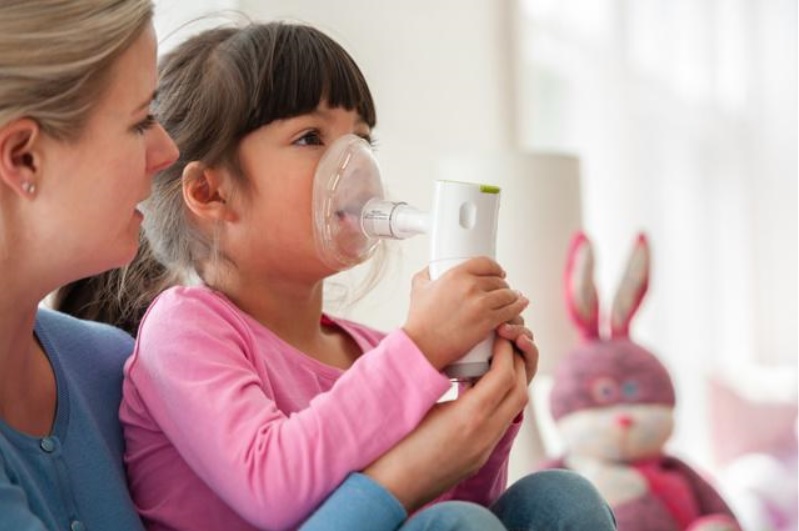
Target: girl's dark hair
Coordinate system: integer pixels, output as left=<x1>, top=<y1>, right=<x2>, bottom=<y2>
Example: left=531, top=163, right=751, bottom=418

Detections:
left=53, top=21, right=377, bottom=332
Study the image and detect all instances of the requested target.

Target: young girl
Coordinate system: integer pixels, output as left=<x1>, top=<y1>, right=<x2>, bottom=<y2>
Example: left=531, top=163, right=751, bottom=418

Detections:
left=119, top=21, right=615, bottom=531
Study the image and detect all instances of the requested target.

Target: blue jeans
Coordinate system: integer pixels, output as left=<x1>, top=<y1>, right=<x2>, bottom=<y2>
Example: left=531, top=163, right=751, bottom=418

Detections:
left=301, top=470, right=616, bottom=530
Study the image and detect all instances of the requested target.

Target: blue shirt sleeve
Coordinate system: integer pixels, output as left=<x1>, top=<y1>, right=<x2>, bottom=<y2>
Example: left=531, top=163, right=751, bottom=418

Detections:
left=300, top=473, right=407, bottom=531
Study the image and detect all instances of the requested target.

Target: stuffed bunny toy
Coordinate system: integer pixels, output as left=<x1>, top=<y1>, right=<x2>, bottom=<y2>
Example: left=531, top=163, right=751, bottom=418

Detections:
left=541, top=232, right=740, bottom=531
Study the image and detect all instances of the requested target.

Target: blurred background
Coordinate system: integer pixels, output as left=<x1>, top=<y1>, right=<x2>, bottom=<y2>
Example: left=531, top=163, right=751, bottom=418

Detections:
left=154, top=1, right=797, bottom=528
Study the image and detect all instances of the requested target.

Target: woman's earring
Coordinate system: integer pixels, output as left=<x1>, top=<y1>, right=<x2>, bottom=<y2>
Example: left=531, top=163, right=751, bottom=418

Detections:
left=21, top=181, right=36, bottom=195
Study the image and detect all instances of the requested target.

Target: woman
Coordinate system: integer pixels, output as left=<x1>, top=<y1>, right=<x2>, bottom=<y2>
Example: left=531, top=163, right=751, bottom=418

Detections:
left=0, top=1, right=178, bottom=529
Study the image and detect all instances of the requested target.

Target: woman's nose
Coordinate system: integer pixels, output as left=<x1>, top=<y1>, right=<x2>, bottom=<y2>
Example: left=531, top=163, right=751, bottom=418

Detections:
left=147, top=122, right=179, bottom=174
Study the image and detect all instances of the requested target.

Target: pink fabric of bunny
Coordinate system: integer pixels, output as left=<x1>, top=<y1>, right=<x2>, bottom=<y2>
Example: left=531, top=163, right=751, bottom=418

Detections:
left=540, top=232, right=741, bottom=531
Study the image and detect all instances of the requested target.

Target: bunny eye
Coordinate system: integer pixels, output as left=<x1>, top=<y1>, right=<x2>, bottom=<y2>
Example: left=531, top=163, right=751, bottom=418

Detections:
left=621, top=380, right=640, bottom=399
left=591, top=377, right=619, bottom=404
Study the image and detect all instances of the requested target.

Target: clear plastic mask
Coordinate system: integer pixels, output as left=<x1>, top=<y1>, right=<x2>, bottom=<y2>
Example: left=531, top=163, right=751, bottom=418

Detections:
left=312, top=134, right=384, bottom=270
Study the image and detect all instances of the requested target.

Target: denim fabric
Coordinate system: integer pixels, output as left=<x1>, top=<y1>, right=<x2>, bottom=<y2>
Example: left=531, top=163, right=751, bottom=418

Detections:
left=491, top=470, right=617, bottom=531
left=302, top=470, right=616, bottom=530
left=403, top=501, right=507, bottom=530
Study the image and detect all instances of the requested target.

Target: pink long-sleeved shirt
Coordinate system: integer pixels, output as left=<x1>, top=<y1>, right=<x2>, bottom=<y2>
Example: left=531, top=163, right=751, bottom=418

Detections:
left=120, top=285, right=519, bottom=531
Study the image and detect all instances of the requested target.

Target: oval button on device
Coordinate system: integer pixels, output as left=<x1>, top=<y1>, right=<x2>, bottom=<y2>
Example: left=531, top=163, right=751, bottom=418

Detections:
left=458, top=201, right=476, bottom=229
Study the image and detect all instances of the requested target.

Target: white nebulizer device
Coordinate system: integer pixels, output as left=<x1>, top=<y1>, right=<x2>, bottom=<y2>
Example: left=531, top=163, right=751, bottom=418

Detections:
left=361, top=182, right=501, bottom=379
left=312, top=135, right=501, bottom=380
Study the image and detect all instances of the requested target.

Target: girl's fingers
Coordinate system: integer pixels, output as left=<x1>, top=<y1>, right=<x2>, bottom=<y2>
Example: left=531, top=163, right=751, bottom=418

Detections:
left=517, top=335, right=539, bottom=383
left=496, top=322, right=533, bottom=342
left=504, top=313, right=525, bottom=327
left=461, top=340, right=517, bottom=411
left=478, top=347, right=528, bottom=424
left=511, top=333, right=538, bottom=384
left=454, top=256, right=505, bottom=277
left=494, top=296, right=530, bottom=323
left=495, top=323, right=538, bottom=384
left=473, top=276, right=510, bottom=293
left=481, top=288, right=528, bottom=312
left=495, top=352, right=530, bottom=419
left=411, top=267, right=431, bottom=289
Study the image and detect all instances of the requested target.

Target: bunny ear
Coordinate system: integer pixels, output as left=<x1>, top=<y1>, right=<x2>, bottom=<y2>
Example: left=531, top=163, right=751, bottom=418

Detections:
left=564, top=232, right=600, bottom=339
left=610, top=233, right=650, bottom=338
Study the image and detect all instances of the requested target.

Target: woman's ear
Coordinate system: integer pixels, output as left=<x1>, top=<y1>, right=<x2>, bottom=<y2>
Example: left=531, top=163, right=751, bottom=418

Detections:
left=182, top=161, right=237, bottom=223
left=0, top=118, right=41, bottom=198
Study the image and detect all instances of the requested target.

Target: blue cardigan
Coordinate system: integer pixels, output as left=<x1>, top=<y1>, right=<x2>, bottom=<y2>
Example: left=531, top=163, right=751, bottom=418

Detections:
left=0, top=309, right=143, bottom=531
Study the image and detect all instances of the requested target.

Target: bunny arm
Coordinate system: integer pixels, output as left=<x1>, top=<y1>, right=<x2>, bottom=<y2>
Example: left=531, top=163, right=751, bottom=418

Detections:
left=660, top=456, right=740, bottom=527
left=633, top=456, right=741, bottom=530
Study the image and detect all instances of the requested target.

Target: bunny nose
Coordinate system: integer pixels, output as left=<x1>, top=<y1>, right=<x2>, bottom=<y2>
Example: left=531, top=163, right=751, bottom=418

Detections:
left=616, top=415, right=634, bottom=429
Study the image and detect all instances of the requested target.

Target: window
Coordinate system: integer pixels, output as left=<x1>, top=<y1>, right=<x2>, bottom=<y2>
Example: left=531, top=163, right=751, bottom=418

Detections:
left=516, top=0, right=797, bottom=469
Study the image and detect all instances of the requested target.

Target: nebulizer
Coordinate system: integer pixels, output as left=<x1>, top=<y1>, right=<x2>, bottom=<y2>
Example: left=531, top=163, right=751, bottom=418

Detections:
left=312, top=134, right=501, bottom=380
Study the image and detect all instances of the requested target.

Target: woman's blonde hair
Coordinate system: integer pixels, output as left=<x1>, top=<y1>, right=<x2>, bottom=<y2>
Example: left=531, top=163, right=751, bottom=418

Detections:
left=0, top=0, right=154, bottom=140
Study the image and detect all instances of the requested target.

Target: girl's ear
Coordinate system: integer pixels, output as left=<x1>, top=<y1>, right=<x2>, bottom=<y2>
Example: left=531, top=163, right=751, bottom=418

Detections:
left=182, top=161, right=237, bottom=223
left=0, top=118, right=41, bottom=198
left=610, top=233, right=650, bottom=338
left=564, top=231, right=600, bottom=339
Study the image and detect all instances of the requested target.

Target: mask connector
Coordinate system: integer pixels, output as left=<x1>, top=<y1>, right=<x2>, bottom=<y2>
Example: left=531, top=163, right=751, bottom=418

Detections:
left=361, top=199, right=429, bottom=240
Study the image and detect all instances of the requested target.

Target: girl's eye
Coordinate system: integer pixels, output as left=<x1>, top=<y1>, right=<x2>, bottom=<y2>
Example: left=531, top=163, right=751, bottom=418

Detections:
left=295, top=130, right=324, bottom=146
left=133, top=115, right=156, bottom=135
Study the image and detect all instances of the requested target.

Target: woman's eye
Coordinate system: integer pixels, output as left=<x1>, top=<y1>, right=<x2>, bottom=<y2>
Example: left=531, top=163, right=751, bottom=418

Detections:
left=295, top=130, right=323, bottom=146
left=133, top=115, right=156, bottom=135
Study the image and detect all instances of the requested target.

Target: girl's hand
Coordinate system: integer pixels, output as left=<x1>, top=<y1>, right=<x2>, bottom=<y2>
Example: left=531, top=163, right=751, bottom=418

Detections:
left=363, top=338, right=529, bottom=512
left=403, top=257, right=529, bottom=371
left=496, top=316, right=538, bottom=385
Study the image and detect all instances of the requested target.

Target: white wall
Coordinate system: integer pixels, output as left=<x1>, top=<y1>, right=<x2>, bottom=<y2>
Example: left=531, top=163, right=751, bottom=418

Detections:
left=154, top=0, right=239, bottom=52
